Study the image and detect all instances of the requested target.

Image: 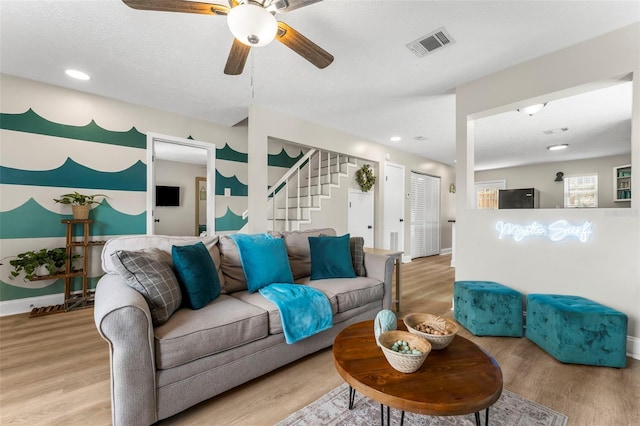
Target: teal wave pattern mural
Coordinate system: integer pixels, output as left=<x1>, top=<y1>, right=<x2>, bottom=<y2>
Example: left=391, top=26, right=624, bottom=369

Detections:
left=0, top=199, right=145, bottom=239
left=0, top=109, right=146, bottom=148
left=0, top=277, right=100, bottom=301
left=216, top=143, right=248, bottom=163
left=268, top=148, right=304, bottom=168
left=215, top=207, right=247, bottom=232
left=216, top=171, right=248, bottom=196
left=0, top=158, right=146, bottom=191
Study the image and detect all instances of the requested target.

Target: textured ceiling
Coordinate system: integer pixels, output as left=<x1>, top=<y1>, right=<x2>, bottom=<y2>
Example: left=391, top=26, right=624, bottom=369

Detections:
left=1, top=0, right=638, bottom=168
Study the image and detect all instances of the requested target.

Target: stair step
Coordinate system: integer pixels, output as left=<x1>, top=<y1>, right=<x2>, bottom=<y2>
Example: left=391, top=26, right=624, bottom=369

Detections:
left=272, top=207, right=314, bottom=220
left=286, top=194, right=323, bottom=208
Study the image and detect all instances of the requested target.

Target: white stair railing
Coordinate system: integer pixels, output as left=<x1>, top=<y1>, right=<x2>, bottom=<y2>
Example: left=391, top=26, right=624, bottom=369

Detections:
left=241, top=149, right=355, bottom=231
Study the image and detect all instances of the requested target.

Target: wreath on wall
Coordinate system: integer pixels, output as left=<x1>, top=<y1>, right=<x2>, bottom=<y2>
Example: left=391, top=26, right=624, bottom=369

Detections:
left=355, top=164, right=377, bottom=192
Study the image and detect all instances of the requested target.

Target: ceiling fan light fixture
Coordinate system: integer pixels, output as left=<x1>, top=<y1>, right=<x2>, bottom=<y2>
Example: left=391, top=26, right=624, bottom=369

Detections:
left=227, top=3, right=278, bottom=47
left=517, top=102, right=547, bottom=116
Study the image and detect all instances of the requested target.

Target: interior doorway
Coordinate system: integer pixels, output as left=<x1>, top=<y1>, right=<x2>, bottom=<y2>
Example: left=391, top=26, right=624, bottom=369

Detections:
left=410, top=172, right=440, bottom=258
left=348, top=189, right=374, bottom=247
left=146, top=133, right=216, bottom=236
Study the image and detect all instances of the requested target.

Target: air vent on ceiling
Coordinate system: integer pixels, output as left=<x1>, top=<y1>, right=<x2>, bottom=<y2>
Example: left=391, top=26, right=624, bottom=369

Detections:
left=407, top=27, right=455, bottom=57
left=543, top=127, right=569, bottom=135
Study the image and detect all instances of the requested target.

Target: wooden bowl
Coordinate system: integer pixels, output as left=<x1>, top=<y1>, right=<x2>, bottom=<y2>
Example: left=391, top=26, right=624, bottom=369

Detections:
left=378, top=330, right=431, bottom=373
left=403, top=313, right=459, bottom=350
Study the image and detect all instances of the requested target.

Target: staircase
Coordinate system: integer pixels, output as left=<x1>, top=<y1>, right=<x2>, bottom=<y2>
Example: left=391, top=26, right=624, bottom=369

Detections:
left=241, top=149, right=357, bottom=232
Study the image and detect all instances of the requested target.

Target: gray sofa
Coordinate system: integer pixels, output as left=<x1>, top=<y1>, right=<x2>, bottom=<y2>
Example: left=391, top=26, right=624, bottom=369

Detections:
left=94, top=228, right=394, bottom=425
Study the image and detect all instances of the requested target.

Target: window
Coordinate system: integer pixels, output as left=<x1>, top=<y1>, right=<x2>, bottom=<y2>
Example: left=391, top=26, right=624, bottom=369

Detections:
left=564, top=174, right=598, bottom=208
left=475, top=180, right=506, bottom=209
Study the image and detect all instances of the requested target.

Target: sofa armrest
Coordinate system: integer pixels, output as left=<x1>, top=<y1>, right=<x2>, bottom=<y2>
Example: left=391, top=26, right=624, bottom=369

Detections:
left=94, top=274, right=157, bottom=426
left=363, top=252, right=394, bottom=310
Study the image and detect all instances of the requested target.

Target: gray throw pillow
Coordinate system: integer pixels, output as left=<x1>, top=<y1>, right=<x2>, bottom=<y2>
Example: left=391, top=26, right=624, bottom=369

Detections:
left=110, top=248, right=182, bottom=326
left=350, top=237, right=366, bottom=277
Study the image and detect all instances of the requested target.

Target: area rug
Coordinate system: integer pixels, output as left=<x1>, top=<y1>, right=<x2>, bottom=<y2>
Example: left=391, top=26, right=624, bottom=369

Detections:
left=276, top=383, right=567, bottom=426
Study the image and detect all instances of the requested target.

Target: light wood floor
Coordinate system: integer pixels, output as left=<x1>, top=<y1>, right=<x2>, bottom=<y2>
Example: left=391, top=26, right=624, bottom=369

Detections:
left=1, top=254, right=638, bottom=425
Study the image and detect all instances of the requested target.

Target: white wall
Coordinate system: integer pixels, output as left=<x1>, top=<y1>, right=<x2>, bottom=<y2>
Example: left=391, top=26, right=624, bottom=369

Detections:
left=155, top=160, right=206, bottom=236
left=247, top=105, right=456, bottom=255
left=456, top=23, right=640, bottom=357
left=475, top=154, right=632, bottom=209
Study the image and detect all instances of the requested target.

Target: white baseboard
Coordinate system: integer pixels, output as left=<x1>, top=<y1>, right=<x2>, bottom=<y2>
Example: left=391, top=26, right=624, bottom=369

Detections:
left=627, top=336, right=640, bottom=361
left=0, top=293, right=64, bottom=316
left=439, top=247, right=452, bottom=255
left=401, top=254, right=412, bottom=263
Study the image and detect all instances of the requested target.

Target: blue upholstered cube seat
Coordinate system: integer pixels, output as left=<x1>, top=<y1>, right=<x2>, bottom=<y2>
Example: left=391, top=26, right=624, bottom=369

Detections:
left=454, top=281, right=523, bottom=337
left=526, top=294, right=627, bottom=368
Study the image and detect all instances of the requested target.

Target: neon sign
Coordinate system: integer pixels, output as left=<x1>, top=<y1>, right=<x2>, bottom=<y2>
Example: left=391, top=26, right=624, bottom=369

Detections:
left=495, top=220, right=593, bottom=243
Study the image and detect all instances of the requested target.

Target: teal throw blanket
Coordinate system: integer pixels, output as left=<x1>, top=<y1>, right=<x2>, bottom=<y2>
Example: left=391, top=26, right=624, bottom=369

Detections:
left=259, top=283, right=333, bottom=344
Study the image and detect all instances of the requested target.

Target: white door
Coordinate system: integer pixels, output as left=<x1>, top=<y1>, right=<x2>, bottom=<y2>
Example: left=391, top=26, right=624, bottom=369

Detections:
left=383, top=163, right=405, bottom=251
left=348, top=190, right=374, bottom=247
left=410, top=172, right=440, bottom=258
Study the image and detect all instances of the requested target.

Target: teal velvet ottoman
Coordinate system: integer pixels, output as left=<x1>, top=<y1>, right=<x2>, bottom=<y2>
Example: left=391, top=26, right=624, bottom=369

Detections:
left=526, top=294, right=627, bottom=368
left=453, top=281, right=523, bottom=337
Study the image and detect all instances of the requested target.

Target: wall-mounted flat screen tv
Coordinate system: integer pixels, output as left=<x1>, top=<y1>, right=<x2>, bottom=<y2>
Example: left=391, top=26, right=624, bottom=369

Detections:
left=156, top=185, right=180, bottom=206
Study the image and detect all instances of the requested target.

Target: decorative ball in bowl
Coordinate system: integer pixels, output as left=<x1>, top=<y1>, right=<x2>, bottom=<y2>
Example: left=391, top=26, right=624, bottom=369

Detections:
left=378, top=330, right=432, bottom=373
left=403, top=313, right=459, bottom=350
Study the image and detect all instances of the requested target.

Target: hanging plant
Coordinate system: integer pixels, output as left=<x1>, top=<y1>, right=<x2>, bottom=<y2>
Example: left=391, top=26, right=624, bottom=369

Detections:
left=355, top=164, right=376, bottom=192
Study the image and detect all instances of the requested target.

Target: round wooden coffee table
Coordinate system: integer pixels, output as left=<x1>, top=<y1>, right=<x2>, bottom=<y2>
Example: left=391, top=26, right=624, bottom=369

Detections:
left=333, top=320, right=503, bottom=425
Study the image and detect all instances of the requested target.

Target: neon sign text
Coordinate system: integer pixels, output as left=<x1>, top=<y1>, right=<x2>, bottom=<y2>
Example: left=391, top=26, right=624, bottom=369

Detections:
left=495, top=220, right=593, bottom=243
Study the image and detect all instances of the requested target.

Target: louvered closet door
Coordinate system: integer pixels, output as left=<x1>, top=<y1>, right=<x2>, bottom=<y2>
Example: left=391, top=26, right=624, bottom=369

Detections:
left=410, top=172, right=440, bottom=258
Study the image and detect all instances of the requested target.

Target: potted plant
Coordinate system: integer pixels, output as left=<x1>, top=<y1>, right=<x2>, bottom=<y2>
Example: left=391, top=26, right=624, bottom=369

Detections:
left=8, top=248, right=80, bottom=281
left=54, top=191, right=107, bottom=219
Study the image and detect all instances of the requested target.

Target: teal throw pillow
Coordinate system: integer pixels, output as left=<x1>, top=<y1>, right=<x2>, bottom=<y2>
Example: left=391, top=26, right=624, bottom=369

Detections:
left=309, top=234, right=357, bottom=280
left=171, top=242, right=221, bottom=310
left=229, top=233, right=294, bottom=293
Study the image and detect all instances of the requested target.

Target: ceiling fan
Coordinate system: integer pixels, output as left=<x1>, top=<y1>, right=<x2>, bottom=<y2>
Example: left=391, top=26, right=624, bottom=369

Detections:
left=122, top=0, right=334, bottom=75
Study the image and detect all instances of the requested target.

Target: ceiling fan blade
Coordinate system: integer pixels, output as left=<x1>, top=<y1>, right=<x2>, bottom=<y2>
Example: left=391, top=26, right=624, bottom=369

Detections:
left=276, top=22, right=333, bottom=69
left=228, top=0, right=239, bottom=6
left=122, top=0, right=229, bottom=15
left=224, top=38, right=251, bottom=75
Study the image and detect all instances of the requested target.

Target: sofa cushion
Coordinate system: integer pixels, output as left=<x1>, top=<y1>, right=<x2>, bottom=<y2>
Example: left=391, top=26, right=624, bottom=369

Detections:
left=309, top=234, right=356, bottom=280
left=102, top=235, right=225, bottom=290
left=218, top=235, right=248, bottom=293
left=299, top=276, right=383, bottom=313
left=282, top=228, right=336, bottom=279
left=232, top=285, right=339, bottom=335
left=154, top=294, right=268, bottom=369
left=110, top=248, right=182, bottom=326
left=172, top=242, right=221, bottom=309
left=229, top=233, right=294, bottom=293
left=350, top=236, right=366, bottom=277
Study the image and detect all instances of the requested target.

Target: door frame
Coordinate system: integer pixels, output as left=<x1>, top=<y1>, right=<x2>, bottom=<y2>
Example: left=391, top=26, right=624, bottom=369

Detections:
left=383, top=161, right=406, bottom=257
left=146, top=133, right=216, bottom=235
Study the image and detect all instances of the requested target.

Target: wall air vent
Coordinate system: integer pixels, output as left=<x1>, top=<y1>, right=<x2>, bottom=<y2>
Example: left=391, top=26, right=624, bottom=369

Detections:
left=407, top=27, right=455, bottom=57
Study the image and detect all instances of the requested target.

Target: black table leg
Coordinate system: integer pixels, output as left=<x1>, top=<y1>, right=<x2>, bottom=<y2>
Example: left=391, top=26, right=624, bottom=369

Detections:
left=348, top=386, right=355, bottom=409
left=400, top=410, right=405, bottom=426
left=475, top=411, right=481, bottom=426
left=485, top=406, right=490, bottom=425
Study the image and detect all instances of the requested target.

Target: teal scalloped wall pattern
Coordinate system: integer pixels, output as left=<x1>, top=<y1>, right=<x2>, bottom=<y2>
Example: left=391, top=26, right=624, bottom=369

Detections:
left=216, top=170, right=248, bottom=196
left=0, top=198, right=145, bottom=239
left=0, top=108, right=146, bottom=148
left=216, top=143, right=248, bottom=163
left=215, top=207, right=247, bottom=231
left=0, top=158, right=146, bottom=191
left=0, top=277, right=100, bottom=302
left=268, top=148, right=304, bottom=168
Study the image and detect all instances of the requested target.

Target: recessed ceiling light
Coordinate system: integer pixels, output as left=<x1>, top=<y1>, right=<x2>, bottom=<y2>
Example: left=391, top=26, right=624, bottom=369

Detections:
left=547, top=144, right=569, bottom=151
left=517, top=102, right=547, bottom=116
left=65, top=69, right=90, bottom=80
left=390, top=136, right=402, bottom=142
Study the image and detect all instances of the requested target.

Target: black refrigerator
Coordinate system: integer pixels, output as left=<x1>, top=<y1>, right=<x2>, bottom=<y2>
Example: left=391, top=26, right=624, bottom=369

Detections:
left=498, top=188, right=540, bottom=209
